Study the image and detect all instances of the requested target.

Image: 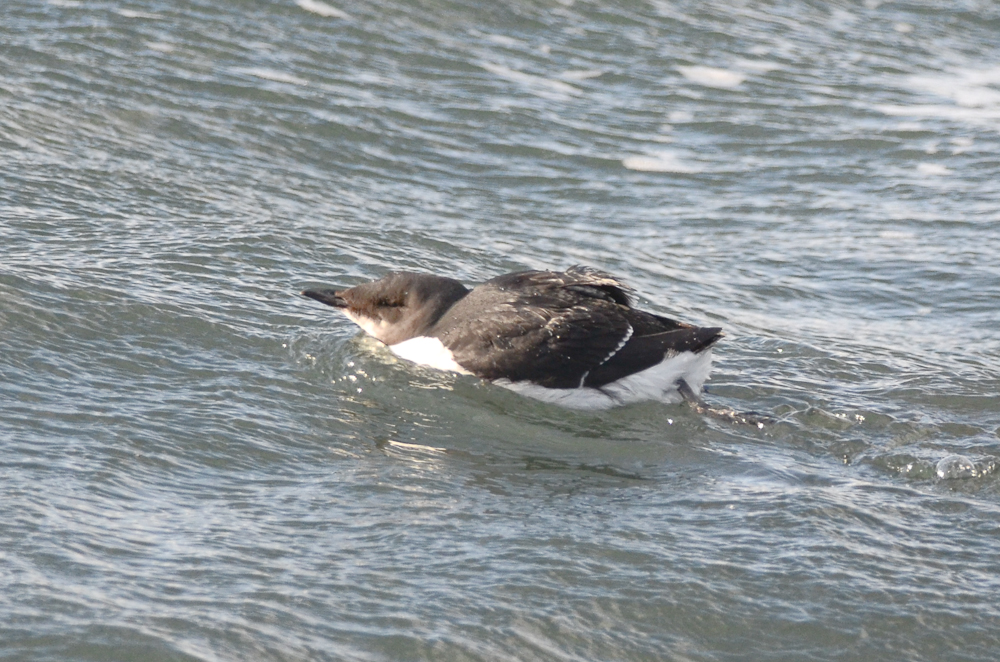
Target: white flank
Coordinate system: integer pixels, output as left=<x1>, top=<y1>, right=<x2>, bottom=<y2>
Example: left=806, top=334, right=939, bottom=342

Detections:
left=389, top=337, right=472, bottom=375
left=603, top=349, right=713, bottom=404
left=497, top=350, right=714, bottom=410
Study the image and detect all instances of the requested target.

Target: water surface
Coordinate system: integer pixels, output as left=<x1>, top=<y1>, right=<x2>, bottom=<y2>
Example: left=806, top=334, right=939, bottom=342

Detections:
left=2, top=1, right=999, bottom=660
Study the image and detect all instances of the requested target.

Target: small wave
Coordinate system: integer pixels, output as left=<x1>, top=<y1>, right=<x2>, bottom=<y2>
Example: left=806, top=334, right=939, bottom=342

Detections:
left=560, top=69, right=604, bottom=81
left=622, top=150, right=700, bottom=173
left=239, top=68, right=309, bottom=86
left=936, top=455, right=977, bottom=480
left=915, top=163, right=951, bottom=177
left=480, top=62, right=581, bottom=100
left=677, top=65, right=745, bottom=89
left=295, top=0, right=351, bottom=19
left=484, top=34, right=521, bottom=48
left=117, top=9, right=162, bottom=19
left=877, top=66, right=1000, bottom=128
left=734, top=59, right=781, bottom=73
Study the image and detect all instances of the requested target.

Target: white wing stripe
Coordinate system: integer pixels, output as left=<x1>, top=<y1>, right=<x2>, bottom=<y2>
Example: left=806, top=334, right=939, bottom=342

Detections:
left=596, top=323, right=633, bottom=369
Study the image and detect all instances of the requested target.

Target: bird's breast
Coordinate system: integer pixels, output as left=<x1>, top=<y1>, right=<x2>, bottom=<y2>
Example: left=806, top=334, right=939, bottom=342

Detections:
left=389, top=336, right=472, bottom=375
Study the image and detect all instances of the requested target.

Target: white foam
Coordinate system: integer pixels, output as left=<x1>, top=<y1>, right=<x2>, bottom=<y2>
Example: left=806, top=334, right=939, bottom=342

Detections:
left=916, top=163, right=951, bottom=176
left=623, top=151, right=700, bottom=173
left=118, top=9, right=161, bottom=19
left=560, top=69, right=604, bottom=80
left=877, top=104, right=1000, bottom=122
left=384, top=439, right=448, bottom=454
left=296, top=0, right=351, bottom=19
left=147, top=42, right=175, bottom=53
left=877, top=66, right=1000, bottom=128
left=241, top=68, right=309, bottom=86
left=485, top=34, right=520, bottom=48
left=497, top=350, right=713, bottom=410
left=878, top=230, right=916, bottom=240
left=480, top=62, right=581, bottom=100
left=734, top=59, right=781, bottom=73
left=389, top=337, right=472, bottom=375
left=677, top=66, right=745, bottom=89
left=950, top=137, right=974, bottom=154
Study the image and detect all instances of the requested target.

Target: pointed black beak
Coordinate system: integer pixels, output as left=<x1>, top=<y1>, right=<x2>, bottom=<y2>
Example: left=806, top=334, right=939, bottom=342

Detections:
left=301, top=288, right=348, bottom=308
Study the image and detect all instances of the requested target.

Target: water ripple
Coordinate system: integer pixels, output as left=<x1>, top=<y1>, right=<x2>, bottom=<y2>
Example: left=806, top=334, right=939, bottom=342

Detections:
left=3, top=0, right=1000, bottom=660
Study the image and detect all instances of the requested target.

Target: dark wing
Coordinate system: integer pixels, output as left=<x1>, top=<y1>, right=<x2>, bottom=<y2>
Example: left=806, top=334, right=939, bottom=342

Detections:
left=432, top=273, right=632, bottom=389
left=486, top=266, right=634, bottom=306
left=583, top=312, right=723, bottom=388
left=433, top=268, right=722, bottom=389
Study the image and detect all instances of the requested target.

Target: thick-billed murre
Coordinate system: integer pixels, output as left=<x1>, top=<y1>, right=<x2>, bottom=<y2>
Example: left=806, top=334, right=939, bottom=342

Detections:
left=302, top=266, right=722, bottom=409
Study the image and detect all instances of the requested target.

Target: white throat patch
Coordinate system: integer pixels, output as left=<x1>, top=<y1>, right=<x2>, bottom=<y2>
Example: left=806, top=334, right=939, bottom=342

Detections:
left=342, top=310, right=392, bottom=342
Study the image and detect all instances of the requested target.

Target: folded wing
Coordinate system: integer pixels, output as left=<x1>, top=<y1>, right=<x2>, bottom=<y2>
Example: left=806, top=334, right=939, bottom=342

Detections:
left=432, top=268, right=720, bottom=389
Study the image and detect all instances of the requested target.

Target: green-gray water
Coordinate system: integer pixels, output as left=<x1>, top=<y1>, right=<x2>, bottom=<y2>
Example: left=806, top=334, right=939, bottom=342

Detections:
left=2, top=1, right=999, bottom=660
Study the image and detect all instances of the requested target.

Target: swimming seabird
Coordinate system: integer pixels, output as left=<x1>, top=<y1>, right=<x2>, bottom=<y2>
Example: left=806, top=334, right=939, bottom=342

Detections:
left=302, top=266, right=722, bottom=409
